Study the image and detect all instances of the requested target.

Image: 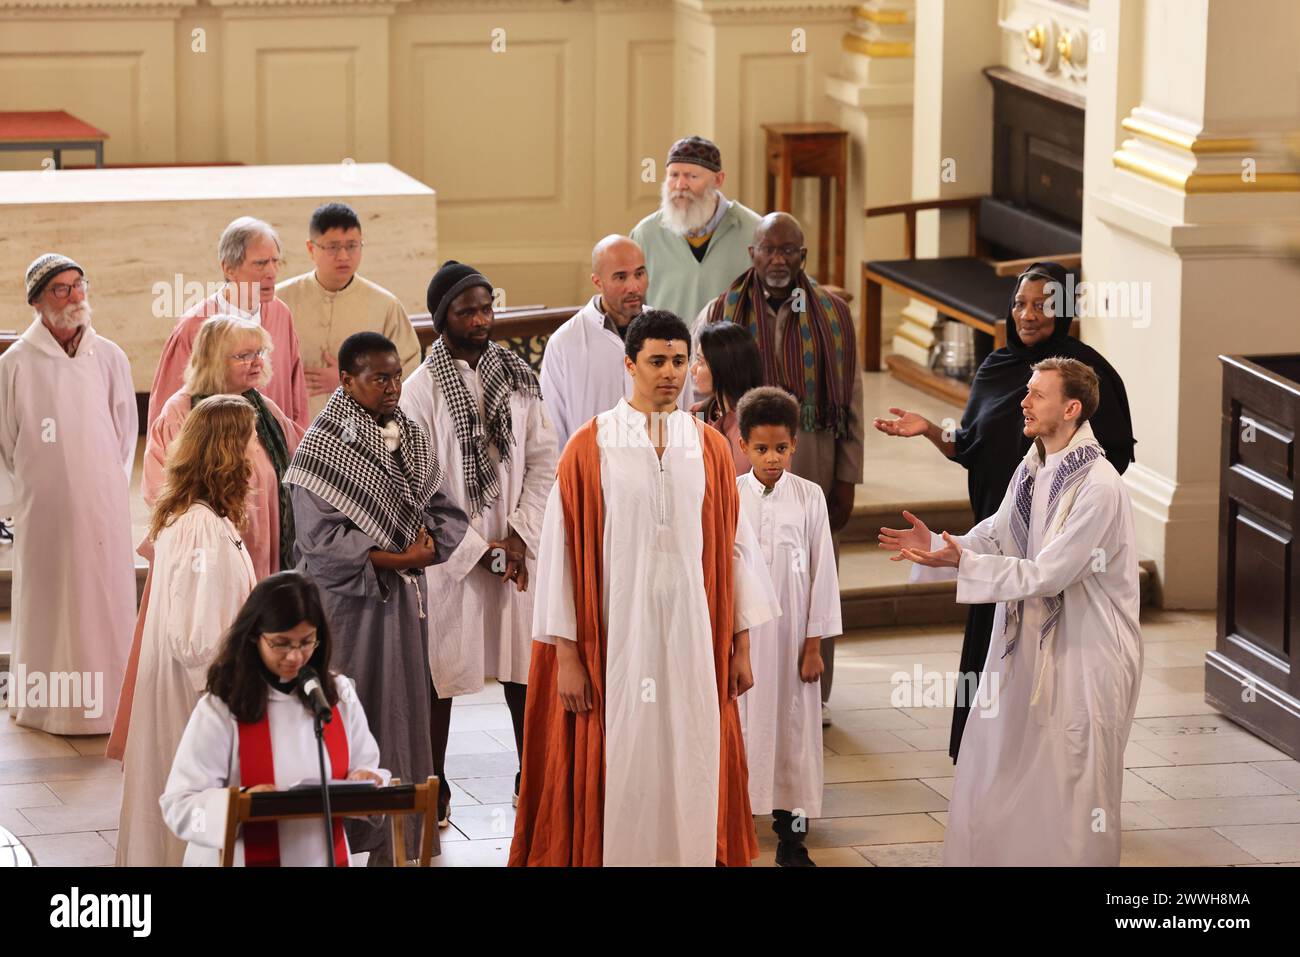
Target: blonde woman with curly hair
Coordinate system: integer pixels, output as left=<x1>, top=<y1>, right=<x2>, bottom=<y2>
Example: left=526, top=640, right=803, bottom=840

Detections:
left=144, top=315, right=303, bottom=576
left=108, top=317, right=303, bottom=763
left=116, top=395, right=260, bottom=867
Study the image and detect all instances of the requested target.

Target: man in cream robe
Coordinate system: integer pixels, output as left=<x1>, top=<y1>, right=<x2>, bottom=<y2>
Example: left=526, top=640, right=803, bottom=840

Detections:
left=0, top=254, right=136, bottom=735
left=278, top=202, right=422, bottom=420
left=401, top=260, right=558, bottom=817
left=889, top=358, right=1142, bottom=866
left=510, top=309, right=778, bottom=867
left=539, top=235, right=688, bottom=448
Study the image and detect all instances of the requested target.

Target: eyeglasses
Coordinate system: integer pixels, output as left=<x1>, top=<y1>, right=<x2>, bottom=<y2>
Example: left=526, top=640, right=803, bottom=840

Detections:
left=313, top=241, right=364, bottom=257
left=48, top=279, right=90, bottom=300
left=260, top=635, right=319, bottom=656
left=229, top=349, right=268, bottom=363
left=755, top=244, right=803, bottom=258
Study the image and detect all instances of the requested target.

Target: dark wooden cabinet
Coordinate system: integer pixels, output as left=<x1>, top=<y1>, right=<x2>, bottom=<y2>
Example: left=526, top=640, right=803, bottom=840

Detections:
left=1207, top=354, right=1300, bottom=759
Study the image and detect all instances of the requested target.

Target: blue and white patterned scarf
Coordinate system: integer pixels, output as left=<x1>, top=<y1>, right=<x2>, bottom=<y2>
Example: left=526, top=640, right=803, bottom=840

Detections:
left=1000, top=421, right=1105, bottom=660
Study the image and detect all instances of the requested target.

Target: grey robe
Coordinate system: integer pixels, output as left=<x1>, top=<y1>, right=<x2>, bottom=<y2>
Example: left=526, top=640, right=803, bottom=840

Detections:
left=290, top=484, right=470, bottom=860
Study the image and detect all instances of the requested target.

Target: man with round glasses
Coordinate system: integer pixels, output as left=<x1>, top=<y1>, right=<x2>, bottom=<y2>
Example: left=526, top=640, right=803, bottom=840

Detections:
left=0, top=253, right=138, bottom=736
left=278, top=202, right=422, bottom=419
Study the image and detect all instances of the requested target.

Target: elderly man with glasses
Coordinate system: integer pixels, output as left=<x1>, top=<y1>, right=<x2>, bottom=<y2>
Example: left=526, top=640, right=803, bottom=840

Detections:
left=697, top=212, right=864, bottom=723
left=148, top=216, right=309, bottom=430
left=0, top=253, right=138, bottom=735
left=278, top=202, right=422, bottom=419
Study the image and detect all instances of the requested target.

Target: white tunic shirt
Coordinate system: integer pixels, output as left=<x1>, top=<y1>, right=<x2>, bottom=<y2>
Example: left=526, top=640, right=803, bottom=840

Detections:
left=736, top=470, right=841, bottom=817
left=160, top=674, right=389, bottom=866
left=531, top=399, right=778, bottom=866
left=942, top=442, right=1142, bottom=866
left=538, top=296, right=690, bottom=450
left=400, top=357, right=558, bottom=695
left=116, top=504, right=257, bottom=867
left=0, top=319, right=137, bottom=735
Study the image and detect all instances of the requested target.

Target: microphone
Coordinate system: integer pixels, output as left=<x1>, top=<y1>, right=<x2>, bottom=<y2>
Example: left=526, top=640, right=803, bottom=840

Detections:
left=295, top=666, right=332, bottom=723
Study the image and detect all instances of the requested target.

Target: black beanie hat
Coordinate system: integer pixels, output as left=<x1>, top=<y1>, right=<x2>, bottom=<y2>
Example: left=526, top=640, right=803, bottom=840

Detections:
left=426, top=260, right=492, bottom=332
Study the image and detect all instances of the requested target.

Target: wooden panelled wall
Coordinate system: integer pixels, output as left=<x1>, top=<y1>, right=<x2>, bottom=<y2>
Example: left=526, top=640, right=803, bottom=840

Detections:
left=0, top=0, right=853, bottom=308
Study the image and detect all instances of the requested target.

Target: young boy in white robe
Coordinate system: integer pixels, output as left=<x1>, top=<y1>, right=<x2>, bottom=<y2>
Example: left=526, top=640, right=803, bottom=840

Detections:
left=161, top=572, right=390, bottom=867
left=735, top=386, right=841, bottom=867
left=885, top=357, right=1142, bottom=866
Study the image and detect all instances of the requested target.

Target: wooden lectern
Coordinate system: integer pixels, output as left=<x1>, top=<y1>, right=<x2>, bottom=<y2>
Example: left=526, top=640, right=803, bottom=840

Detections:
left=221, top=776, right=441, bottom=867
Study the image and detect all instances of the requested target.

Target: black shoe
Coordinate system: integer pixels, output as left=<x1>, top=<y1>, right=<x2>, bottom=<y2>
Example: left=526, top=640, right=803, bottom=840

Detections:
left=775, top=841, right=816, bottom=867
left=437, top=783, right=451, bottom=828
left=513, top=770, right=520, bottom=808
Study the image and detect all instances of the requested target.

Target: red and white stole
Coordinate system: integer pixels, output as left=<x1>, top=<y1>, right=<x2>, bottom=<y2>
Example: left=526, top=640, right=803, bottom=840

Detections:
left=237, top=704, right=350, bottom=867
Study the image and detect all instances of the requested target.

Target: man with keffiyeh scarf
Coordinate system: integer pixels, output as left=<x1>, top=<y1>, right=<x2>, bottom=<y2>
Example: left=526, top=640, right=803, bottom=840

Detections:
left=285, top=331, right=476, bottom=863
left=699, top=212, right=864, bottom=716
left=884, top=356, right=1142, bottom=865
left=402, top=261, right=558, bottom=820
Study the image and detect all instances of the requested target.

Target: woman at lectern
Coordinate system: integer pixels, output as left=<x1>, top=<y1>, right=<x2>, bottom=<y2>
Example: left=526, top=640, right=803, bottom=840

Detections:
left=160, top=571, right=390, bottom=867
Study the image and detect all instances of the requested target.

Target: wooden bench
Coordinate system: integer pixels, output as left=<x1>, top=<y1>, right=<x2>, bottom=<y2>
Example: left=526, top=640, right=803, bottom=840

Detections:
left=861, top=194, right=1081, bottom=391
left=410, top=304, right=579, bottom=373
left=860, top=63, right=1087, bottom=403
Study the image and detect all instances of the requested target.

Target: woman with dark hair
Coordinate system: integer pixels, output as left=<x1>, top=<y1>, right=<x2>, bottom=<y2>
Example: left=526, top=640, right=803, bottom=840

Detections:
left=160, top=571, right=388, bottom=867
left=690, top=320, right=765, bottom=474
left=874, top=261, right=1136, bottom=762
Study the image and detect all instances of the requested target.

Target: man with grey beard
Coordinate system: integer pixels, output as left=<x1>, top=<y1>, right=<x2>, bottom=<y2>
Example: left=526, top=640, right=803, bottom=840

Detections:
left=631, top=136, right=762, bottom=330
left=0, top=254, right=137, bottom=735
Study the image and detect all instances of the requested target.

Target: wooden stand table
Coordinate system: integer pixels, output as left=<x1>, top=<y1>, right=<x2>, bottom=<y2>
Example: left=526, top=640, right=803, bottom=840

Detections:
left=761, top=122, right=848, bottom=288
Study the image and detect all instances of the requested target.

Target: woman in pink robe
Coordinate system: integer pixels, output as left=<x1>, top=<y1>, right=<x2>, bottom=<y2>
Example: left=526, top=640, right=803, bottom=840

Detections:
left=107, top=317, right=304, bottom=759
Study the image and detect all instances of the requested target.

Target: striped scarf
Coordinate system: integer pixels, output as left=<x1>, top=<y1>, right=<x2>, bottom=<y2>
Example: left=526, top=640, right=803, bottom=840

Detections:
left=283, top=388, right=440, bottom=552
left=424, top=338, right=542, bottom=518
left=1000, top=422, right=1105, bottom=662
left=706, top=268, right=856, bottom=435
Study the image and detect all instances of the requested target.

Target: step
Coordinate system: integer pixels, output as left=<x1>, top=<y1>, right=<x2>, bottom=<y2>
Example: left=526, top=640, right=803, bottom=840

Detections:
left=836, top=539, right=1157, bottom=630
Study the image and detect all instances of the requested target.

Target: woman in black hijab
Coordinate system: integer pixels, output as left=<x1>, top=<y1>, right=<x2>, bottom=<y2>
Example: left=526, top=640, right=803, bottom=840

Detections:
left=874, top=260, right=1136, bottom=761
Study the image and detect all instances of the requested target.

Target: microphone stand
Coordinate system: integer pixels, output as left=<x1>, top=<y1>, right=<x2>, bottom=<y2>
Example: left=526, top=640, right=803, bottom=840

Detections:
left=313, top=711, right=336, bottom=868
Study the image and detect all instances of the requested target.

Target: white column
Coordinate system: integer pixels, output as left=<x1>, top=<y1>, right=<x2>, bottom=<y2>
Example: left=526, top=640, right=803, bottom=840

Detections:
left=1085, top=0, right=1300, bottom=608
left=825, top=1, right=915, bottom=333
left=892, top=0, right=1000, bottom=365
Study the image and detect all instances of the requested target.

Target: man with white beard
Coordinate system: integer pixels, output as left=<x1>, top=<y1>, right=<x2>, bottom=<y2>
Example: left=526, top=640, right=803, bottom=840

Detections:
left=631, top=136, right=762, bottom=331
left=0, top=254, right=137, bottom=735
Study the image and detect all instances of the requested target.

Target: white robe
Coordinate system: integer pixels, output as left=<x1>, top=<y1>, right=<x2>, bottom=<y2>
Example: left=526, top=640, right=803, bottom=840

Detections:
left=538, top=296, right=690, bottom=450
left=736, top=470, right=841, bottom=818
left=400, top=358, right=558, bottom=695
left=116, top=504, right=257, bottom=866
left=0, top=320, right=136, bottom=735
left=531, top=399, right=778, bottom=866
left=160, top=674, right=390, bottom=866
left=942, top=433, right=1142, bottom=867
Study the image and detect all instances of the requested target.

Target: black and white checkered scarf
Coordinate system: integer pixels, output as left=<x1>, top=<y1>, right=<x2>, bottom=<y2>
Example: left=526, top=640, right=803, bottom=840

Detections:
left=424, top=338, right=541, bottom=518
left=283, top=387, right=441, bottom=551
